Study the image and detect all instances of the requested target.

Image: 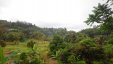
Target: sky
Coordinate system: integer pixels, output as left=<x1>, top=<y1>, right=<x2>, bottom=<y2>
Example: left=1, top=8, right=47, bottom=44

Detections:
left=0, top=0, right=105, bottom=31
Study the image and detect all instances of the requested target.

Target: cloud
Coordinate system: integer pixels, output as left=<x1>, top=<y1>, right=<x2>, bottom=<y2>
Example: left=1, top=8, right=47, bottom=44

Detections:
left=0, top=0, right=12, bottom=14
left=0, top=0, right=11, bottom=7
left=0, top=0, right=104, bottom=31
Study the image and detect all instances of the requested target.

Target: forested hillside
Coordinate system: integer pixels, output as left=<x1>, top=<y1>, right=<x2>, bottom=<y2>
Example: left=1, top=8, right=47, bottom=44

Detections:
left=0, top=20, right=67, bottom=43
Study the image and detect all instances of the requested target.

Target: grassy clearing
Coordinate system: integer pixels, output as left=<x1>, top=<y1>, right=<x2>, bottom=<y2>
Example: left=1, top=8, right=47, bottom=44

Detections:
left=4, top=41, right=49, bottom=54
left=3, top=40, right=57, bottom=64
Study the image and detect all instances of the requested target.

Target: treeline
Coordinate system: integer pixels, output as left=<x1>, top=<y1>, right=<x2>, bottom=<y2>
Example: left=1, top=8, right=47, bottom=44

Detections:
left=0, top=20, right=67, bottom=44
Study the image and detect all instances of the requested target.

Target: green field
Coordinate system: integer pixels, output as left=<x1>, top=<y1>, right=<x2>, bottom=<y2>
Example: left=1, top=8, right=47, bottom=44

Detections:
left=3, top=40, right=57, bottom=64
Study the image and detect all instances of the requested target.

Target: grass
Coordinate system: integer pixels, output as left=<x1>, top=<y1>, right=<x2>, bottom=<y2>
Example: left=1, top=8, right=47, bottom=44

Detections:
left=4, top=43, right=28, bottom=53
left=3, top=40, right=57, bottom=64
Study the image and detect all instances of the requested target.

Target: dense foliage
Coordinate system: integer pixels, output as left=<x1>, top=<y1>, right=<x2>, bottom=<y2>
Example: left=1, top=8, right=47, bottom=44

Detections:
left=49, top=1, right=113, bottom=64
left=14, top=40, right=42, bottom=64
left=1, top=0, right=113, bottom=64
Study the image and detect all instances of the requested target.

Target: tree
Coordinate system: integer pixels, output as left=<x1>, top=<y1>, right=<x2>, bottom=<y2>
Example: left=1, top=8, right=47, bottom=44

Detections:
left=64, top=31, right=77, bottom=43
left=80, top=27, right=101, bottom=37
left=0, top=20, right=7, bottom=40
left=94, top=35, right=106, bottom=45
left=107, top=0, right=113, bottom=4
left=85, top=3, right=113, bottom=24
left=4, top=32, right=24, bottom=42
left=49, top=35, right=64, bottom=56
left=85, top=3, right=113, bottom=32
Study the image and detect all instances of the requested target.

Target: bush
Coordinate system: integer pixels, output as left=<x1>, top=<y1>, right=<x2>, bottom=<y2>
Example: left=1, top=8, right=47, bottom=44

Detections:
left=0, top=40, right=6, bottom=47
left=107, top=38, right=113, bottom=44
left=93, top=61, right=103, bottom=64
left=14, top=52, right=42, bottom=64
left=103, top=44, right=113, bottom=57
left=27, top=40, right=36, bottom=49
left=67, top=55, right=77, bottom=64
left=64, top=31, right=77, bottom=43
left=14, top=40, right=42, bottom=64
left=58, top=38, right=106, bottom=64
left=76, top=61, right=86, bottom=64
left=49, top=35, right=63, bottom=56
left=80, top=38, right=96, bottom=47
left=94, top=35, right=106, bottom=45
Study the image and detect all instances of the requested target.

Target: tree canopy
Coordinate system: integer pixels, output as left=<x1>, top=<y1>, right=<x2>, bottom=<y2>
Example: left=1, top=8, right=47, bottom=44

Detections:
left=85, top=3, right=113, bottom=32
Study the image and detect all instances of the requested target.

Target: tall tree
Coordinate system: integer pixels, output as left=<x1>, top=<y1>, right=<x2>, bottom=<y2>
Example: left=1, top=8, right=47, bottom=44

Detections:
left=85, top=3, right=113, bottom=32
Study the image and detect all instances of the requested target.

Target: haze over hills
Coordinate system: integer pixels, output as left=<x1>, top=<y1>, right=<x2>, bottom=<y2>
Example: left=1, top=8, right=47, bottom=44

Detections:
left=0, top=20, right=67, bottom=37
left=0, top=0, right=104, bottom=32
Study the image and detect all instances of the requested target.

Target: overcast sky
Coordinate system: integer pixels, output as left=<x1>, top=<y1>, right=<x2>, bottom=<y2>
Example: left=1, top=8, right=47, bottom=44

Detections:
left=0, top=0, right=105, bottom=31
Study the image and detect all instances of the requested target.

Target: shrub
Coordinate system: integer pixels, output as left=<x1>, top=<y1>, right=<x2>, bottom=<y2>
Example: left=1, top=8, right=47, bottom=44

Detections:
left=14, top=40, right=42, bottom=64
left=94, top=35, right=106, bottom=45
left=107, top=38, right=113, bottom=44
left=27, top=40, right=36, bottom=49
left=93, top=61, right=103, bottom=64
left=0, top=40, right=6, bottom=47
left=58, top=38, right=106, bottom=64
left=103, top=44, right=113, bottom=58
left=79, top=38, right=96, bottom=47
left=49, top=35, right=63, bottom=56
left=67, top=55, right=77, bottom=64
left=76, top=61, right=86, bottom=64
left=64, top=31, right=77, bottom=43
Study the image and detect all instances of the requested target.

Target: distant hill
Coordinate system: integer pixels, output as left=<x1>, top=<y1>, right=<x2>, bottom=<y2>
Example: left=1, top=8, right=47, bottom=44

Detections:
left=0, top=20, right=67, bottom=37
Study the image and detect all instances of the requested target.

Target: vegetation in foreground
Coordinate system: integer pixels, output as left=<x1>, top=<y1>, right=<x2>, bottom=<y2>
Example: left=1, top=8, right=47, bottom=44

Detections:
left=2, top=40, right=56, bottom=64
left=1, top=0, right=113, bottom=64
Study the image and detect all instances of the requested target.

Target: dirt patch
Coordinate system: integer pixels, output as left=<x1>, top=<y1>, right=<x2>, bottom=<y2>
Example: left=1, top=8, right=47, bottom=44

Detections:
left=43, top=53, right=57, bottom=64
